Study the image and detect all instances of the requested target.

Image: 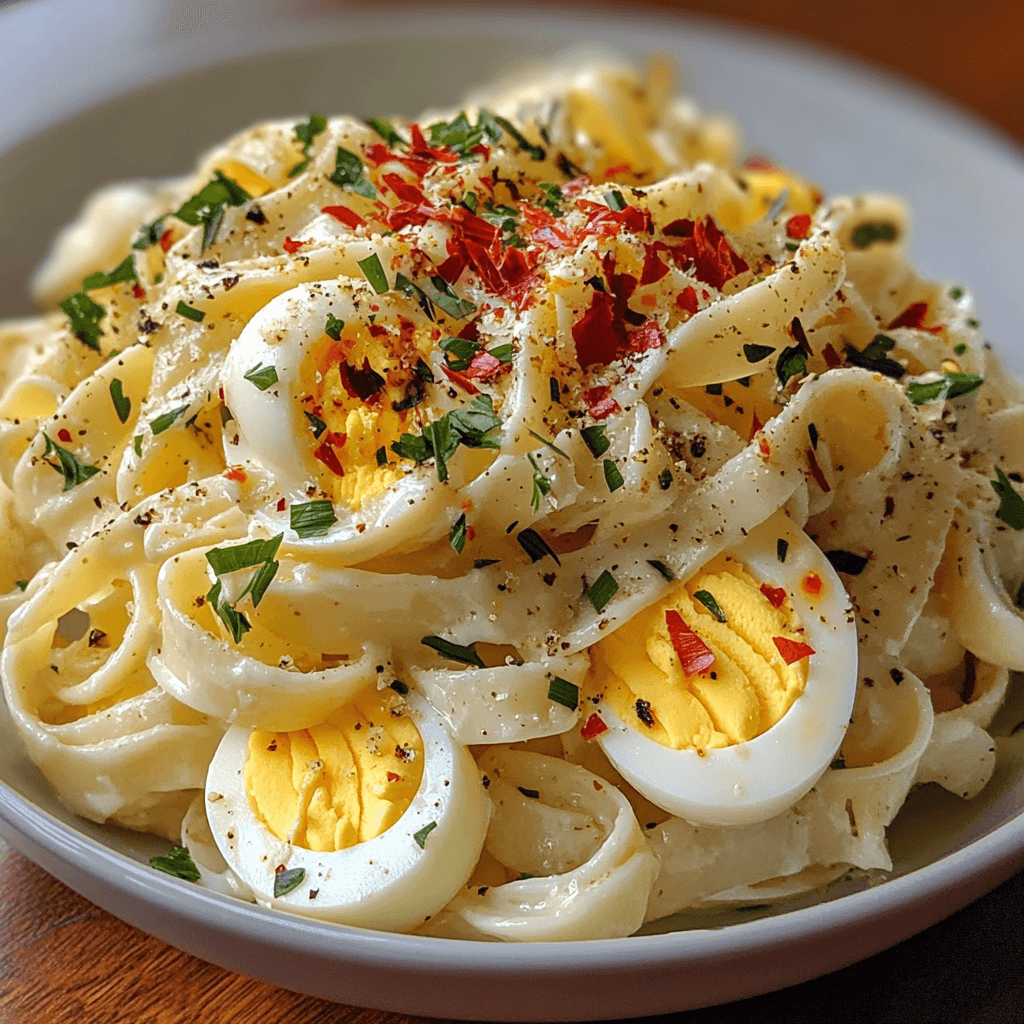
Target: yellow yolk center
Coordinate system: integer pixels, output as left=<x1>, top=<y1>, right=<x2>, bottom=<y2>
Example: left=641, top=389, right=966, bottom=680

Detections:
left=244, top=686, right=424, bottom=852
left=586, top=554, right=809, bottom=750
left=302, top=319, right=437, bottom=510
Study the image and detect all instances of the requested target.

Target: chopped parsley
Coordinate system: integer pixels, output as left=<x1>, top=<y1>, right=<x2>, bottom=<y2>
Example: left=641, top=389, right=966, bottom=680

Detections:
left=580, top=424, right=610, bottom=458
left=845, top=334, right=905, bottom=379
left=426, top=109, right=502, bottom=158
left=329, top=146, right=377, bottom=199
left=517, top=527, right=560, bottom=565
left=537, top=182, right=564, bottom=216
left=60, top=290, right=105, bottom=350
left=133, top=216, right=165, bottom=250
left=992, top=468, right=1024, bottom=530
left=603, top=458, right=624, bottom=492
left=358, top=253, right=389, bottom=294
left=694, top=589, right=727, bottom=622
left=274, top=866, right=306, bottom=897
left=109, top=378, right=131, bottom=424
left=413, top=821, right=438, bottom=848
left=173, top=170, right=252, bottom=250
left=82, top=254, right=137, bottom=291
left=450, top=512, right=467, bottom=554
left=366, top=116, right=404, bottom=147
left=907, top=372, right=983, bottom=405
left=243, top=363, right=279, bottom=391
left=324, top=313, right=344, bottom=341
left=288, top=113, right=327, bottom=177
left=290, top=500, right=337, bottom=538
left=204, top=534, right=283, bottom=643
left=42, top=434, right=100, bottom=491
left=149, top=846, right=201, bottom=883
left=776, top=345, right=807, bottom=386
left=150, top=404, right=190, bottom=435
left=851, top=221, right=897, bottom=248
left=426, top=275, right=476, bottom=320
left=304, top=410, right=327, bottom=439
left=743, top=343, right=776, bottom=364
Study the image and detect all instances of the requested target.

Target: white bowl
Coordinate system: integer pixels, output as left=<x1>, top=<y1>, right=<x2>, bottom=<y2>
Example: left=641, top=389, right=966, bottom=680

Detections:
left=1, top=2, right=1022, bottom=1019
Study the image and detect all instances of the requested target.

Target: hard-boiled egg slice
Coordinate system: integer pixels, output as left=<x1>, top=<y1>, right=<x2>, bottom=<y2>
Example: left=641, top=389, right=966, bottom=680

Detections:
left=585, top=510, right=858, bottom=826
left=205, top=686, right=489, bottom=932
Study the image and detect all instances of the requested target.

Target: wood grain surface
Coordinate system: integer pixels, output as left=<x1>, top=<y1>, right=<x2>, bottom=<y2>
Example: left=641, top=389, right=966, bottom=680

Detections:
left=0, top=2, right=1022, bottom=1023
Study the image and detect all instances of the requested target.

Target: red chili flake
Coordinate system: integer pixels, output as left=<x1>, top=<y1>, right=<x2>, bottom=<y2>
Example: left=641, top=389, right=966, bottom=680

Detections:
left=132, top=284, right=146, bottom=300
left=604, top=162, right=631, bottom=177
left=580, top=713, right=608, bottom=740
left=665, top=609, right=715, bottom=676
left=627, top=319, right=665, bottom=354
left=759, top=435, right=772, bottom=460
left=582, top=385, right=622, bottom=420
left=381, top=171, right=427, bottom=205
left=750, top=411, right=763, bottom=440
left=57, top=428, right=72, bottom=443
left=773, top=636, right=816, bottom=664
left=363, top=143, right=433, bottom=177
left=321, top=205, right=367, bottom=229
left=339, top=358, right=385, bottom=403
left=223, top=467, right=247, bottom=483
left=760, top=583, right=787, bottom=608
left=441, top=365, right=480, bottom=394
left=276, top=497, right=287, bottom=512
left=313, top=441, right=346, bottom=477
left=635, top=698, right=655, bottom=727
left=386, top=771, right=402, bottom=783
left=663, top=218, right=695, bottom=237
left=463, top=350, right=504, bottom=380
left=407, top=123, right=460, bottom=163
left=806, top=446, right=831, bottom=493
left=743, top=155, right=777, bottom=171
left=661, top=216, right=749, bottom=289
left=434, top=252, right=466, bottom=284
left=639, top=245, right=671, bottom=285
left=466, top=525, right=476, bottom=541
left=577, top=198, right=652, bottom=237
left=676, top=285, right=699, bottom=316
left=785, top=214, right=812, bottom=239
left=158, top=228, right=174, bottom=252
left=592, top=779, right=604, bottom=791
left=801, top=572, right=823, bottom=597
left=572, top=291, right=622, bottom=368
left=283, top=237, right=305, bottom=254
left=887, top=301, right=943, bottom=334
left=822, top=343, right=843, bottom=369
left=562, top=174, right=593, bottom=197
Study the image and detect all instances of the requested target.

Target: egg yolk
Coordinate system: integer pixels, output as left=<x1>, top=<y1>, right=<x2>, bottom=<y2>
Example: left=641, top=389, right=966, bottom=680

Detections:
left=586, top=554, right=809, bottom=750
left=300, top=318, right=438, bottom=510
left=244, top=686, right=424, bottom=852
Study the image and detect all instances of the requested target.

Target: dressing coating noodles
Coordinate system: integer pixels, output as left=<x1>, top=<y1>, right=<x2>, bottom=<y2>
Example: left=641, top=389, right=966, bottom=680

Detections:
left=1, top=61, right=1021, bottom=940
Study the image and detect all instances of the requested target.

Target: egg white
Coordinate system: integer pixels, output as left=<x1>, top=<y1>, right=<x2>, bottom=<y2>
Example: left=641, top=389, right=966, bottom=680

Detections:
left=204, top=691, right=490, bottom=932
left=594, top=510, right=858, bottom=827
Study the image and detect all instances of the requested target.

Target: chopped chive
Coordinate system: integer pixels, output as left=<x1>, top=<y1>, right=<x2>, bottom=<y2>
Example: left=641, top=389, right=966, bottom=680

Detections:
left=604, top=190, right=627, bottom=212
left=491, top=114, right=546, bottom=160
left=693, top=589, right=726, bottom=622
left=375, top=445, right=388, bottom=466
left=358, top=253, right=389, bottom=294
left=274, top=866, right=306, bottom=897
left=528, top=453, right=551, bottom=511
left=647, top=559, right=674, bottom=581
left=413, top=821, right=437, bottom=848
left=603, top=458, right=624, bottom=492
left=517, top=527, right=560, bottom=565
left=580, top=424, right=610, bottom=457
left=421, top=635, right=485, bottom=668
left=473, top=558, right=500, bottom=569
left=237, top=558, right=280, bottom=608
left=776, top=538, right=789, bottom=563
left=851, top=221, right=897, bottom=248
left=109, top=378, right=131, bottom=424
left=133, top=435, right=143, bottom=456
left=450, top=512, right=467, bottom=554
left=150, top=404, right=190, bottom=435
left=549, top=377, right=561, bottom=403
left=488, top=343, right=514, bottom=364
left=149, top=846, right=201, bottom=883
left=657, top=468, right=673, bottom=490
left=290, top=499, right=337, bottom=538
left=587, top=570, right=618, bottom=613
left=547, top=676, right=578, bottom=711
left=428, top=275, right=476, bottom=319
left=243, top=363, right=279, bottom=391
left=175, top=300, right=205, bottom=323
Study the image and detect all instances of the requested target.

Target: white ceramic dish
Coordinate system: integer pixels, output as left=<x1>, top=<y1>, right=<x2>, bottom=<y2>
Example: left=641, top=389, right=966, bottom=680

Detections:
left=0, top=2, right=1022, bottom=1020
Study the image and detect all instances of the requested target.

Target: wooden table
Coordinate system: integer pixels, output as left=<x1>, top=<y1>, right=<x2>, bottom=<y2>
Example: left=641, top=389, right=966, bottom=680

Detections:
left=1, top=1, right=1022, bottom=1022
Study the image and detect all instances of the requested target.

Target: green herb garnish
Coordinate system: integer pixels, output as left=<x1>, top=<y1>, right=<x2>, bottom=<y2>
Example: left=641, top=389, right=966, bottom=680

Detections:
left=358, top=253, right=389, bottom=294
left=367, top=116, right=404, bottom=147
left=413, top=821, right=438, bottom=849
left=694, top=590, right=727, bottom=622
left=529, top=453, right=551, bottom=511
left=290, top=500, right=337, bottom=538
left=776, top=345, right=807, bottom=386
left=325, top=313, right=344, bottom=341
left=845, top=333, right=905, bottom=379
left=288, top=113, right=327, bottom=176
left=547, top=676, right=579, bottom=711
left=450, top=512, right=467, bottom=554
left=274, top=866, right=306, bottom=897
left=743, top=343, right=776, bottom=364
left=603, top=459, right=624, bottom=492
left=421, top=635, right=485, bottom=668
left=329, top=146, right=377, bottom=198
left=604, top=190, right=627, bottom=212
left=150, top=404, right=190, bottom=435
left=304, top=411, right=327, bottom=439
left=175, top=300, right=205, bottom=323
left=580, top=424, right=610, bottom=458
left=992, top=468, right=1024, bottom=531
left=109, top=379, right=131, bottom=424
left=587, top=570, right=618, bottom=613
left=517, top=527, right=560, bottom=565
left=907, top=372, right=983, bottom=405
left=42, top=434, right=100, bottom=491
left=647, top=559, right=674, bottom=581
left=60, top=291, right=105, bottom=350
left=173, top=170, right=252, bottom=250
left=82, top=254, right=137, bottom=291
left=243, top=363, right=279, bottom=391
left=851, top=221, right=897, bottom=248
left=149, top=846, right=201, bottom=883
